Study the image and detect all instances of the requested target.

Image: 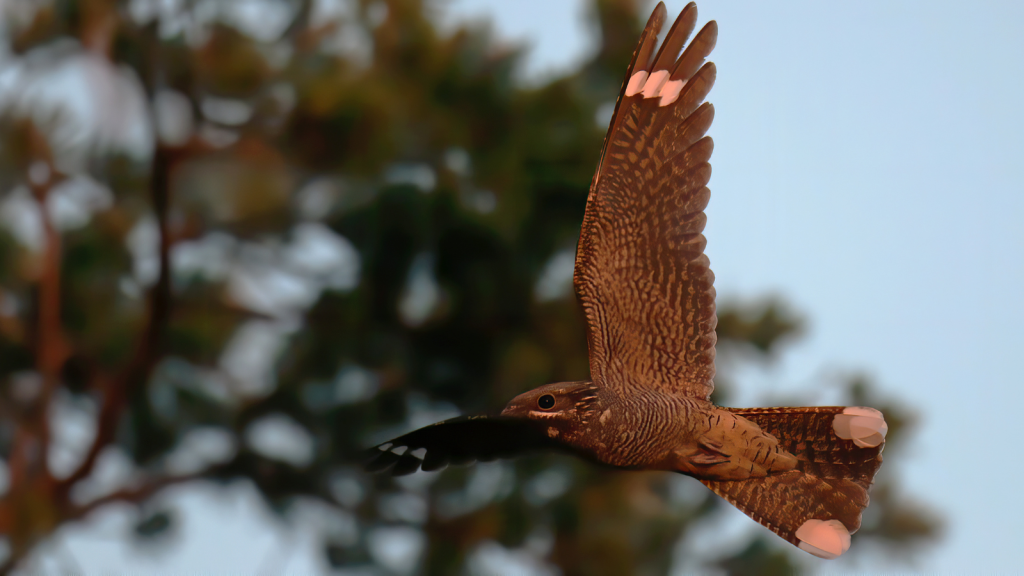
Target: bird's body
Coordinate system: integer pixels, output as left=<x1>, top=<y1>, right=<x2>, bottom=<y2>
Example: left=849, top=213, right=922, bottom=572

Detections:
left=505, top=382, right=796, bottom=481
left=365, top=2, right=887, bottom=560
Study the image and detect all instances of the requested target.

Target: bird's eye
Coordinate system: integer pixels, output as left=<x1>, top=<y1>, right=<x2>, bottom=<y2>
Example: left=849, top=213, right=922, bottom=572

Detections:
left=538, top=394, right=556, bottom=410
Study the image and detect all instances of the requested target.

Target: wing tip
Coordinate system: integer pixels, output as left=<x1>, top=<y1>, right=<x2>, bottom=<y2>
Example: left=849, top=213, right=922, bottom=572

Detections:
left=699, top=20, right=719, bottom=51
left=650, top=2, right=669, bottom=24
left=365, top=442, right=427, bottom=476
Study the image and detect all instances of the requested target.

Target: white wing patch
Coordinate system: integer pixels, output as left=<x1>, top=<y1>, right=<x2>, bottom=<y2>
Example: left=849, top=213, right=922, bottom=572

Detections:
left=625, top=70, right=649, bottom=97
left=625, top=70, right=687, bottom=107
left=658, top=79, right=686, bottom=106
left=641, top=70, right=670, bottom=99
left=832, top=407, right=888, bottom=448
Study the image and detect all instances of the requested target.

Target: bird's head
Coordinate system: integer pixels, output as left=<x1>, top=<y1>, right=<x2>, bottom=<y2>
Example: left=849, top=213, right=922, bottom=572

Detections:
left=501, top=381, right=602, bottom=442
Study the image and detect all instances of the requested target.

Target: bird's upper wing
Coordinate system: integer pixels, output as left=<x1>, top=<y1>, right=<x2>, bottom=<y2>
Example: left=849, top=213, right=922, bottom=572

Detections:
left=575, top=2, right=719, bottom=400
left=364, top=416, right=567, bottom=476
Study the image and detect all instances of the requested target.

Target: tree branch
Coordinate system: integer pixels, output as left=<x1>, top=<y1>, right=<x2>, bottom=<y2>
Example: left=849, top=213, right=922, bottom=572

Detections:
left=0, top=124, right=73, bottom=576
left=55, top=141, right=175, bottom=499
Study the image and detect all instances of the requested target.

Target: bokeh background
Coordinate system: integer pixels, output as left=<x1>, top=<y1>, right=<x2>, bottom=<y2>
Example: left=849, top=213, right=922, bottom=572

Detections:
left=0, top=0, right=1020, bottom=572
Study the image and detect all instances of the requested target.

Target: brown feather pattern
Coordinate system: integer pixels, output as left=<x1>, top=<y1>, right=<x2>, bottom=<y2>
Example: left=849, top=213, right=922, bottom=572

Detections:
left=575, top=9, right=720, bottom=399
left=702, top=407, right=884, bottom=546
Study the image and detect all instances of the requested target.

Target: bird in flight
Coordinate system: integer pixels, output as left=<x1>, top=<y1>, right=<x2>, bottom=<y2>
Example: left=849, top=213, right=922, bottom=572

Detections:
left=365, top=1, right=887, bottom=560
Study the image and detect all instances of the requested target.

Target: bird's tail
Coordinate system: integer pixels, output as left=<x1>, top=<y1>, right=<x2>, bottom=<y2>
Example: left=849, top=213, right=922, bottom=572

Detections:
left=701, top=406, right=886, bottom=559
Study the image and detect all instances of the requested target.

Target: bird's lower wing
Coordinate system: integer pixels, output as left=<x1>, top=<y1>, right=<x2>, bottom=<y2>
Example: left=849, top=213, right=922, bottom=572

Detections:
left=364, top=415, right=564, bottom=476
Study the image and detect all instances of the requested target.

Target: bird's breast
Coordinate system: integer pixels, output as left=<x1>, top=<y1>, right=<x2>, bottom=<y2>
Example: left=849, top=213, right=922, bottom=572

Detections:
left=585, top=393, right=706, bottom=469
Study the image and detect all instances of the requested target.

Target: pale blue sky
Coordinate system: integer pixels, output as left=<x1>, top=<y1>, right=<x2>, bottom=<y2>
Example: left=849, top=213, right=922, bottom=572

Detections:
left=21, top=0, right=1024, bottom=572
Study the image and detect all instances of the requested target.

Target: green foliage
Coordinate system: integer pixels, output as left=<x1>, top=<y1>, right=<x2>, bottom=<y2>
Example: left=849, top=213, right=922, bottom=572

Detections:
left=0, top=0, right=939, bottom=573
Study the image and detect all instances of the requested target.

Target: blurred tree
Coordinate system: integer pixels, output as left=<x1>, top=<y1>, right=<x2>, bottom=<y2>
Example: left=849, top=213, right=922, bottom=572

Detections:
left=0, top=0, right=939, bottom=573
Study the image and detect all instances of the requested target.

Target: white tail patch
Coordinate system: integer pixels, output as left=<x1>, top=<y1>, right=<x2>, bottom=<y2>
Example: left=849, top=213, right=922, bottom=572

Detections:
left=390, top=445, right=408, bottom=456
left=410, top=447, right=427, bottom=460
left=625, top=70, right=649, bottom=97
left=658, top=79, right=686, bottom=106
left=833, top=406, right=887, bottom=448
left=378, top=442, right=392, bottom=451
left=641, top=69, right=670, bottom=99
left=796, top=519, right=851, bottom=559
